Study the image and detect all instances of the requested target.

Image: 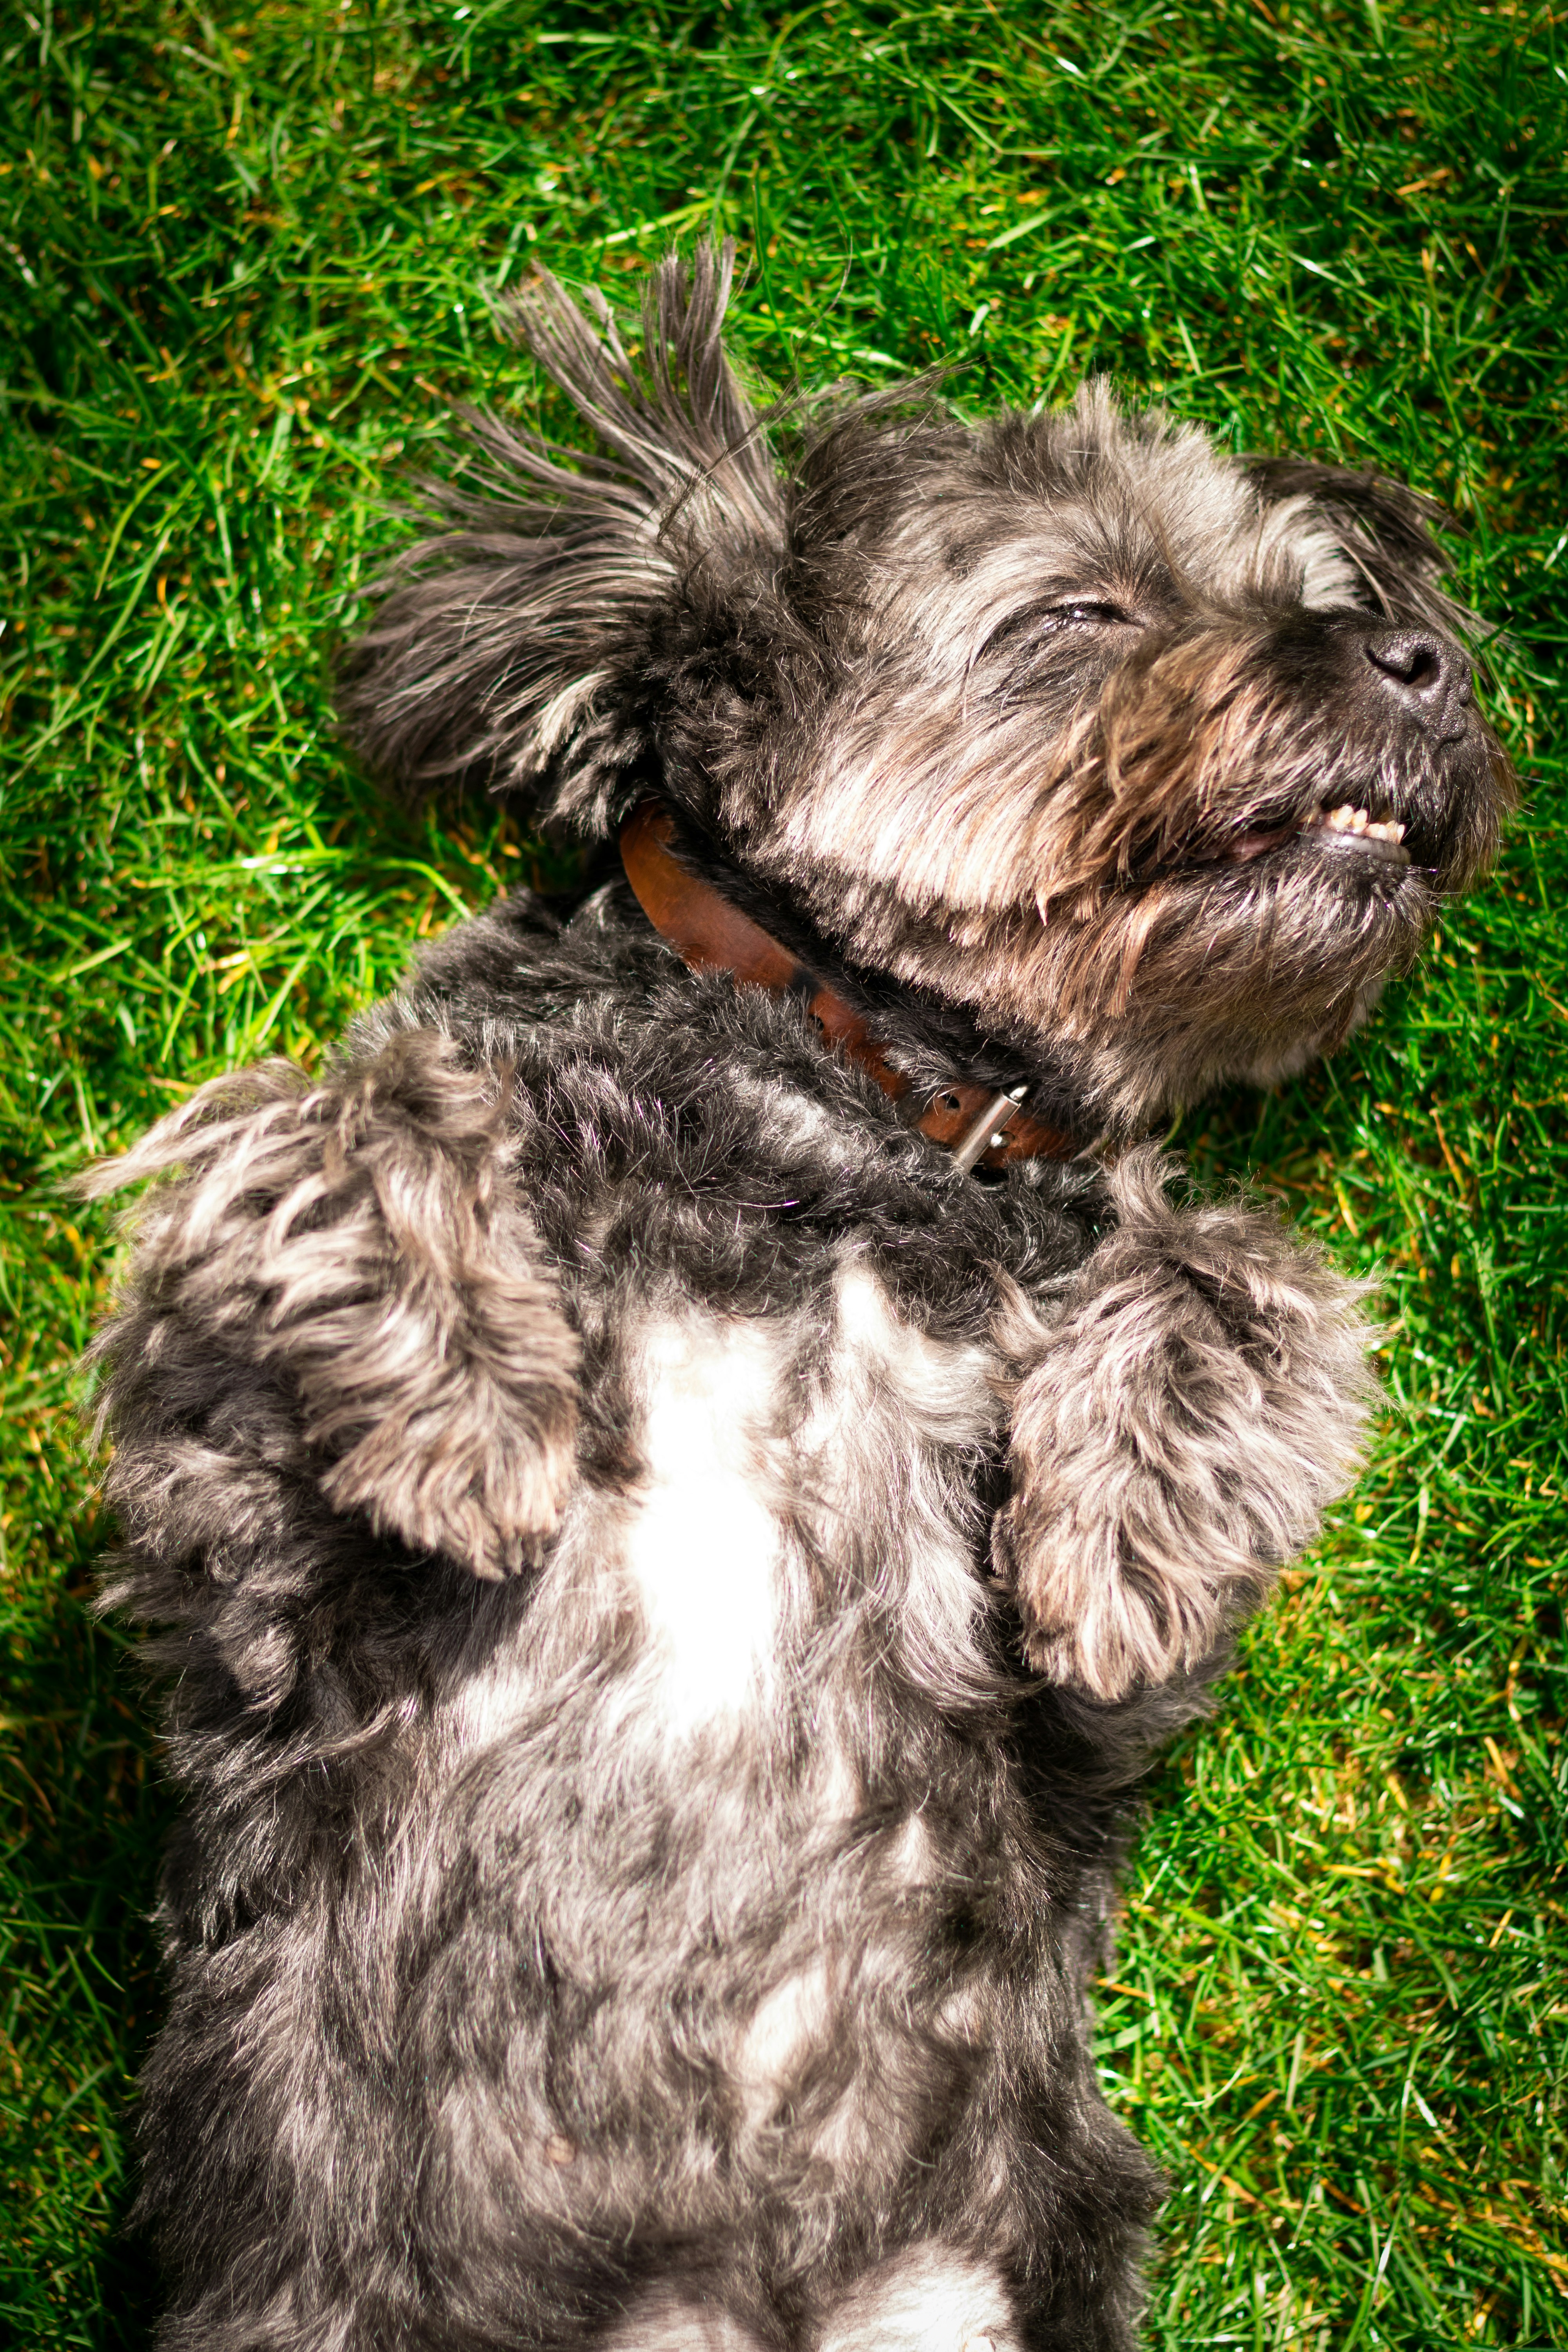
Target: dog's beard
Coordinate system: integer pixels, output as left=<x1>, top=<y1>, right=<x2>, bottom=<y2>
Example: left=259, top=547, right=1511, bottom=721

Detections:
left=879, top=860, right=1431, bottom=1120
left=730, top=609, right=1510, bottom=1127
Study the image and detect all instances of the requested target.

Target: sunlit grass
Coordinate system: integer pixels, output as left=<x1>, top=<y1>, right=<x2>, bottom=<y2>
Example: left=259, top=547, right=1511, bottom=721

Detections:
left=2, top=2, right=1563, bottom=2342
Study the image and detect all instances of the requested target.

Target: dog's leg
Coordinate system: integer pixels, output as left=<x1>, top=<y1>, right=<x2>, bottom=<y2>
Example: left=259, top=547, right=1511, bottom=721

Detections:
left=994, top=1145, right=1374, bottom=1702
left=86, top=1018, right=579, bottom=1639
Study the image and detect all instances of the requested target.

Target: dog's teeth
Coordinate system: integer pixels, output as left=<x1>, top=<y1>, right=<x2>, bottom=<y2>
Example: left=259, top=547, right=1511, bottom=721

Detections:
left=1299, top=803, right=1406, bottom=852
left=1313, top=803, right=1388, bottom=834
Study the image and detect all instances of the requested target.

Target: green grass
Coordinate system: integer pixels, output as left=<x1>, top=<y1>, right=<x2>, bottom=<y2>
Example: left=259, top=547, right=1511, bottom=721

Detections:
left=1, top=0, right=1564, bottom=2341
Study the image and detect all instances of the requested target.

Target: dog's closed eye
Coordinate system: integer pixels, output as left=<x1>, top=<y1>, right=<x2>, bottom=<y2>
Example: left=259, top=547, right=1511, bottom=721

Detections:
left=980, top=598, right=1140, bottom=660
left=1050, top=600, right=1138, bottom=627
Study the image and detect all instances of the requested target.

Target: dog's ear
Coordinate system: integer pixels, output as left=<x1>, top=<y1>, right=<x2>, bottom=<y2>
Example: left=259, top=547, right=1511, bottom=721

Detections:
left=1245, top=456, right=1479, bottom=641
left=337, top=241, right=785, bottom=830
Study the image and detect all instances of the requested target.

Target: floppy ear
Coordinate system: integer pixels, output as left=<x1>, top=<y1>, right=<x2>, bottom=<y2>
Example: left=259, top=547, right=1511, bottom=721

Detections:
left=1245, top=456, right=1481, bottom=642
left=336, top=240, right=785, bottom=831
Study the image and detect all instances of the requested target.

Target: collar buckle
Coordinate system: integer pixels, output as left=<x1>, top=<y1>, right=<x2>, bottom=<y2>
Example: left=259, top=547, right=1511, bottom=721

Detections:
left=619, top=800, right=1080, bottom=1177
left=947, top=1087, right=1030, bottom=1176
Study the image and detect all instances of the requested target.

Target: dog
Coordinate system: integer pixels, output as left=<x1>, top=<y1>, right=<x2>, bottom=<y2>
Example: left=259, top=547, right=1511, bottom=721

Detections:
left=87, top=244, right=1512, bottom=2350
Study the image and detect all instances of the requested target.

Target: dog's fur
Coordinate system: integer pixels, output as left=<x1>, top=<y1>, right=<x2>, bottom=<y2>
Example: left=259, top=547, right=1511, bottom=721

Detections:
left=87, top=246, right=1513, bottom=2350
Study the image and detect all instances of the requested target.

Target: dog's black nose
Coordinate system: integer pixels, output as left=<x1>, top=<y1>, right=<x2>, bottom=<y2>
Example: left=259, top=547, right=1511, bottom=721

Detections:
left=1363, top=628, right=1472, bottom=739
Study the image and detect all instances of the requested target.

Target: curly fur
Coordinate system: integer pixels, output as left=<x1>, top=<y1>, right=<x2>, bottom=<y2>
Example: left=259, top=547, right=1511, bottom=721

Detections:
left=87, top=1028, right=579, bottom=1595
left=340, top=247, right=1513, bottom=1131
left=84, top=248, right=1511, bottom=2350
left=993, top=1147, right=1376, bottom=1699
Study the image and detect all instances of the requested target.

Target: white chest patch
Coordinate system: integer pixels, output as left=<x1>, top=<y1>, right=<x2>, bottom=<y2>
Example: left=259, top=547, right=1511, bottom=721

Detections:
left=830, top=1264, right=996, bottom=1440
left=620, top=1316, right=785, bottom=1739
left=443, top=1269, right=1002, bottom=1764
left=817, top=2247, right=1022, bottom=2352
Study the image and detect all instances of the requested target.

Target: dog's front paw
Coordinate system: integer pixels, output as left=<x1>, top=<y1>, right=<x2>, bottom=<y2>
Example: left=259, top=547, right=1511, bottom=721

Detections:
left=89, top=1021, right=580, bottom=1583
left=994, top=1147, right=1375, bottom=1700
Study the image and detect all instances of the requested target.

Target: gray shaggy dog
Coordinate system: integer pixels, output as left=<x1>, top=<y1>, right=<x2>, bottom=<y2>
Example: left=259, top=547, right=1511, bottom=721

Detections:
left=87, top=245, right=1512, bottom=2352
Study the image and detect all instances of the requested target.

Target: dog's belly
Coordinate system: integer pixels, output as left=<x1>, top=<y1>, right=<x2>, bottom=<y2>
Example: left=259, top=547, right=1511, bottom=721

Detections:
left=142, top=1258, right=1158, bottom=2338
left=402, top=1264, right=1031, bottom=2250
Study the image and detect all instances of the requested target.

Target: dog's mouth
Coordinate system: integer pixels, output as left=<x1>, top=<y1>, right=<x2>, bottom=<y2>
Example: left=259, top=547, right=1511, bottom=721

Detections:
left=1224, top=798, right=1411, bottom=870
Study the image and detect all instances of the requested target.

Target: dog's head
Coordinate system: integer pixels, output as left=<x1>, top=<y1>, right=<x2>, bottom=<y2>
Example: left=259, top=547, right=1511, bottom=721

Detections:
left=341, top=245, right=1515, bottom=1131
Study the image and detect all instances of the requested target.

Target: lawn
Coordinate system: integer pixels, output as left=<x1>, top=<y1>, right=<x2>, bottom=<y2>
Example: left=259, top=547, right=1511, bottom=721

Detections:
left=1, top=0, right=1565, bottom=2343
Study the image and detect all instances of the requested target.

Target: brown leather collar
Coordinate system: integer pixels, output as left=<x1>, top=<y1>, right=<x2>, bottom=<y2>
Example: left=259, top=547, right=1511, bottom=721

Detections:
left=619, top=801, right=1078, bottom=1173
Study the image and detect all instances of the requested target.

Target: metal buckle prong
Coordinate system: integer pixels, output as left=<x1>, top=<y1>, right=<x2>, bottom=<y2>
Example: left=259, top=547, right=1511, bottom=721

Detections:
left=949, top=1085, right=1029, bottom=1176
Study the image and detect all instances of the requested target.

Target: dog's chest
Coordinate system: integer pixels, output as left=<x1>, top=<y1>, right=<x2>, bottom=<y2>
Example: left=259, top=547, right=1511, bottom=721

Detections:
left=453, top=1256, right=1004, bottom=1757
left=624, top=1262, right=1000, bottom=1735
left=613, top=1311, right=788, bottom=1737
